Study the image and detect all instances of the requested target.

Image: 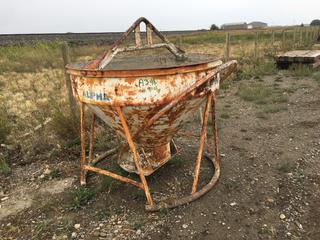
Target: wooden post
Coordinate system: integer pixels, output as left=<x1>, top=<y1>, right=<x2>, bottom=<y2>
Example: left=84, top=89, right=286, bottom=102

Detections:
left=61, top=42, right=77, bottom=113
left=293, top=29, right=296, bottom=47
left=225, top=32, right=231, bottom=61
left=300, top=28, right=303, bottom=46
left=272, top=31, right=275, bottom=45
left=254, top=32, right=258, bottom=60
left=271, top=31, right=275, bottom=53
left=282, top=30, right=286, bottom=50
left=178, top=36, right=183, bottom=48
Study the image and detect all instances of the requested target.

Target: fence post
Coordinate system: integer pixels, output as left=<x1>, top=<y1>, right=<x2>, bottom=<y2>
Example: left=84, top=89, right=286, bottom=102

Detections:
left=61, top=41, right=77, bottom=113
left=293, top=29, right=296, bottom=47
left=254, top=32, right=258, bottom=59
left=282, top=30, right=286, bottom=50
left=178, top=36, right=183, bottom=48
left=272, top=31, right=275, bottom=45
left=300, top=28, right=303, bottom=46
left=225, top=32, right=231, bottom=61
left=271, top=30, right=275, bottom=53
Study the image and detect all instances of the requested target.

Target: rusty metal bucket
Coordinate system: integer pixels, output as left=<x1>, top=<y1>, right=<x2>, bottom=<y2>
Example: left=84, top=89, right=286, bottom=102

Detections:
left=66, top=17, right=237, bottom=211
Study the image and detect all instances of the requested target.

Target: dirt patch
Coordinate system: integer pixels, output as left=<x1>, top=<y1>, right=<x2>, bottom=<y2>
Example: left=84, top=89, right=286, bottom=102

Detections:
left=0, top=177, right=75, bottom=221
left=0, top=189, right=33, bottom=220
left=40, top=177, right=75, bottom=195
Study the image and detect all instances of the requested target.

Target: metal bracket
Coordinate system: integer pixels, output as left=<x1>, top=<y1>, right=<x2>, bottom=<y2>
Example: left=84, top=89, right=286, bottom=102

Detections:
left=85, top=17, right=186, bottom=70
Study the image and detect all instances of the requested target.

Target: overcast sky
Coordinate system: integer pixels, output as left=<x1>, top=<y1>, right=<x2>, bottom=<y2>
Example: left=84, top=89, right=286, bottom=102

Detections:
left=0, top=0, right=319, bottom=34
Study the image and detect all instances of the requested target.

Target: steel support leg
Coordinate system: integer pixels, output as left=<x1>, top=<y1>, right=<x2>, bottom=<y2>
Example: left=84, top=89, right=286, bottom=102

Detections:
left=80, top=102, right=87, bottom=185
left=211, top=94, right=219, bottom=166
left=88, top=113, right=95, bottom=164
left=191, top=93, right=213, bottom=194
left=115, top=106, right=154, bottom=208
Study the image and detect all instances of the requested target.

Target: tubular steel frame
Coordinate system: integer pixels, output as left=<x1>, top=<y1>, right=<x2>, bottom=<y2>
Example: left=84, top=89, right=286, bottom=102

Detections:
left=79, top=87, right=221, bottom=211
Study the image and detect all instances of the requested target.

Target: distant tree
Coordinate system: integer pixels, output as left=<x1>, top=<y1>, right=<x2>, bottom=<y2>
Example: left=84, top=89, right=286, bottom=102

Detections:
left=210, top=24, right=219, bottom=31
left=300, top=23, right=304, bottom=27
left=310, top=19, right=320, bottom=26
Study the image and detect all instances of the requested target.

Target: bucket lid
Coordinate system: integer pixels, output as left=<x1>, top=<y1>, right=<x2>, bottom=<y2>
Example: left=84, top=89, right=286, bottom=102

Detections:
left=66, top=17, right=221, bottom=72
left=68, top=53, right=221, bottom=71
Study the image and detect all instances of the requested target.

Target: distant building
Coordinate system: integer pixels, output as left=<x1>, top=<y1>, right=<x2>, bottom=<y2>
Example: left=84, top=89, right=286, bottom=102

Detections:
left=248, top=21, right=268, bottom=29
left=221, top=22, right=248, bottom=30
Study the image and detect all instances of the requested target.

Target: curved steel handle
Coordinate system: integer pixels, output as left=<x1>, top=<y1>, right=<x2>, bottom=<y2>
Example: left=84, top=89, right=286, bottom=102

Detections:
left=86, top=17, right=186, bottom=70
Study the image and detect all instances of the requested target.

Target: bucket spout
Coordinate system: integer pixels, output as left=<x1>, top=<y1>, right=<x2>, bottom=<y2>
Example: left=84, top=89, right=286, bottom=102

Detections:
left=118, top=140, right=178, bottom=176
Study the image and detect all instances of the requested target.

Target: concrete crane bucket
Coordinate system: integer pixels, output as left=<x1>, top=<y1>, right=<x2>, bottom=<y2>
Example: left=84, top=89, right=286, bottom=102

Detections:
left=66, top=17, right=237, bottom=211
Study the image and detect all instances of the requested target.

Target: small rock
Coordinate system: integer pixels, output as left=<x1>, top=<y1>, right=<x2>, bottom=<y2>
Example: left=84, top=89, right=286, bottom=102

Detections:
left=266, top=197, right=274, bottom=203
left=93, top=231, right=100, bottom=237
left=230, top=202, right=237, bottom=206
left=182, top=224, right=188, bottom=229
left=44, top=168, right=51, bottom=175
left=1, top=196, right=9, bottom=202
left=62, top=235, right=68, bottom=239
left=295, top=221, right=303, bottom=230
left=100, top=232, right=107, bottom=237
left=71, top=232, right=77, bottom=238
left=280, top=214, right=286, bottom=220
left=136, top=229, right=142, bottom=235
left=74, top=223, right=81, bottom=229
left=39, top=174, right=45, bottom=179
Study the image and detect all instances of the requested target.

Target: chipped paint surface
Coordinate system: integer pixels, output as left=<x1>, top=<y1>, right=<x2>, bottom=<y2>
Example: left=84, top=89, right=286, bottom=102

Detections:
left=72, top=63, right=220, bottom=106
left=71, top=60, right=236, bottom=175
left=69, top=17, right=237, bottom=210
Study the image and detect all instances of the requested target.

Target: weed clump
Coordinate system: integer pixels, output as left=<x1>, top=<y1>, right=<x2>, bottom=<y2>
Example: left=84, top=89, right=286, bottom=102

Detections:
left=276, top=161, right=294, bottom=173
left=68, top=186, right=96, bottom=210
left=0, top=155, right=11, bottom=175
left=237, top=83, right=272, bottom=104
left=0, top=107, right=11, bottom=144
left=313, top=72, right=320, bottom=85
left=50, top=105, right=80, bottom=142
left=288, top=65, right=314, bottom=79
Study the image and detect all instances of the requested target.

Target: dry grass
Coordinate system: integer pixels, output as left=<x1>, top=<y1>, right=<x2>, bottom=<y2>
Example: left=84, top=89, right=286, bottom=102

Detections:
left=0, top=27, right=317, bottom=160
